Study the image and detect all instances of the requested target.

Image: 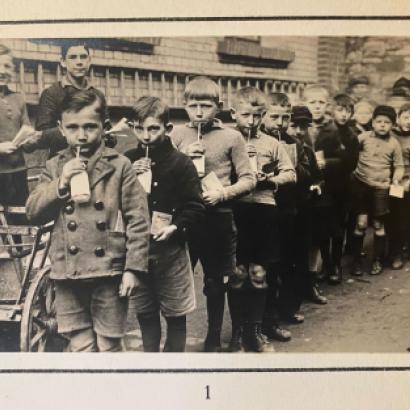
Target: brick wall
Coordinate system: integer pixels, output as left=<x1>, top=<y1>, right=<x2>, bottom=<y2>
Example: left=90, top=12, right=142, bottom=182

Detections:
left=345, top=36, right=410, bottom=105
left=1, top=36, right=320, bottom=110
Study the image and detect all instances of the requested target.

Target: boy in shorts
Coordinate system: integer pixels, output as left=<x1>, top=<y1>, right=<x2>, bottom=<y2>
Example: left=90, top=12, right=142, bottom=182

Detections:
left=351, top=105, right=404, bottom=276
left=229, top=87, right=295, bottom=352
left=125, top=96, right=205, bottom=352
left=26, top=89, right=150, bottom=352
left=171, top=76, right=256, bottom=352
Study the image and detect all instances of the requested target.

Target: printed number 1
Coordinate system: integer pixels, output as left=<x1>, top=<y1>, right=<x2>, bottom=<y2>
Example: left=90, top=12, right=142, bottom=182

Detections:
left=205, top=385, right=210, bottom=400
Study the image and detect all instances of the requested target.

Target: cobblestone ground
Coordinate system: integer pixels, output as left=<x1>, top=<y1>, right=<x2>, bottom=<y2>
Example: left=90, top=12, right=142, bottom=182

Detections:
left=2, top=252, right=410, bottom=353
left=124, top=258, right=410, bottom=353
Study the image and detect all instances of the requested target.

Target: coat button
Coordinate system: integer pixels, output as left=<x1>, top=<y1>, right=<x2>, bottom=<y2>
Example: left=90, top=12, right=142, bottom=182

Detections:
left=68, top=245, right=79, bottom=255
left=64, top=204, right=74, bottom=215
left=94, top=201, right=104, bottom=210
left=96, top=220, right=106, bottom=230
left=67, top=221, right=77, bottom=231
left=94, top=247, right=105, bottom=257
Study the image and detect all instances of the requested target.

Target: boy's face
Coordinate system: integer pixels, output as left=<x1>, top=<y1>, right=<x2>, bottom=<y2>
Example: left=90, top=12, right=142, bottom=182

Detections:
left=59, top=102, right=103, bottom=157
left=354, top=106, right=373, bottom=126
left=372, top=115, right=393, bottom=137
left=132, top=116, right=169, bottom=147
left=232, top=102, right=264, bottom=137
left=61, top=45, right=91, bottom=79
left=398, top=110, right=410, bottom=132
left=288, top=121, right=310, bottom=140
left=261, top=104, right=290, bottom=136
left=185, top=99, right=219, bottom=125
left=351, top=84, right=369, bottom=100
left=304, top=90, right=328, bottom=121
left=333, top=105, right=352, bottom=126
left=0, top=54, right=14, bottom=86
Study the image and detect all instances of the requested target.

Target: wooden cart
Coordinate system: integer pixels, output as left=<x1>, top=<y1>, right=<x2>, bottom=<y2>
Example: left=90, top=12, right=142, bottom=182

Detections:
left=0, top=203, right=62, bottom=352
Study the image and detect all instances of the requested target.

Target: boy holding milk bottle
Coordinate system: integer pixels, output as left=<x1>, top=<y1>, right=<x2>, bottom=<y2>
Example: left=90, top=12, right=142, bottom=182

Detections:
left=26, top=89, right=150, bottom=352
left=125, top=96, right=205, bottom=352
left=170, top=76, right=256, bottom=352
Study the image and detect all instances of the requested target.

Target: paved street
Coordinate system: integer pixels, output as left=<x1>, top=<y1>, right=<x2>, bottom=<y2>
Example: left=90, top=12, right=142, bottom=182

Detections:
left=125, top=255, right=410, bottom=353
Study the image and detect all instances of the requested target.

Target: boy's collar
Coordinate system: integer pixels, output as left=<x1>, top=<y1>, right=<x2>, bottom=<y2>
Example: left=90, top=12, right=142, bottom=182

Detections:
left=61, top=75, right=92, bottom=90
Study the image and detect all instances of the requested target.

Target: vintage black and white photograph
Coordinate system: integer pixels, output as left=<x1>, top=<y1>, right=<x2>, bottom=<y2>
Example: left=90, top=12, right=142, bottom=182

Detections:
left=1, top=33, right=410, bottom=355
left=1, top=2, right=410, bottom=407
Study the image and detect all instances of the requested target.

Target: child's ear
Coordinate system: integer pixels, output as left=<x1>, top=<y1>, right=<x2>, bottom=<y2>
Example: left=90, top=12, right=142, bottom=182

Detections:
left=230, top=108, right=236, bottom=120
left=165, top=122, right=173, bottom=134
left=57, top=120, right=65, bottom=137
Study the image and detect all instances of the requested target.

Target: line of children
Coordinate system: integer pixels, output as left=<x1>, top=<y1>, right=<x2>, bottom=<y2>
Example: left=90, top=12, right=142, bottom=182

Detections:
left=8, top=39, right=410, bottom=353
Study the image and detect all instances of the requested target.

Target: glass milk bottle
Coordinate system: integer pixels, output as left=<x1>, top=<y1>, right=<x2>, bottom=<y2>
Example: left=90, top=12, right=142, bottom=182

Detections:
left=138, top=146, right=152, bottom=194
left=192, top=122, right=205, bottom=177
left=70, top=146, right=91, bottom=204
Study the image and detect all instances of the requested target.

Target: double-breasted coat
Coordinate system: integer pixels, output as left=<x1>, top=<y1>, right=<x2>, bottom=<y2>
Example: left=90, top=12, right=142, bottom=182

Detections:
left=26, top=144, right=150, bottom=280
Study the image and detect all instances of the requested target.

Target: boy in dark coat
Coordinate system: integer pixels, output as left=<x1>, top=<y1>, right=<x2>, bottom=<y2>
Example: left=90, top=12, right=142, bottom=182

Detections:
left=125, top=96, right=205, bottom=352
left=26, top=89, right=150, bottom=352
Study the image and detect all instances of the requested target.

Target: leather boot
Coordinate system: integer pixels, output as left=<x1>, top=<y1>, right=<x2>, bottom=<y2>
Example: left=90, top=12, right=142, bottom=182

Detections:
left=228, top=326, right=244, bottom=353
left=243, top=323, right=275, bottom=353
left=306, top=272, right=327, bottom=304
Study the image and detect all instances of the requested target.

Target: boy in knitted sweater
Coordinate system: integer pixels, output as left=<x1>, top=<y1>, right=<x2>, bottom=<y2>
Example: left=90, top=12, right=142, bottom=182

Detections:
left=351, top=105, right=404, bottom=276
left=170, top=76, right=256, bottom=352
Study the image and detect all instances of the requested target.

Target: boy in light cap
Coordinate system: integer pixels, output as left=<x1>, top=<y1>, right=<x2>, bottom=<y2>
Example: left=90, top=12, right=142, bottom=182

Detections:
left=351, top=105, right=404, bottom=276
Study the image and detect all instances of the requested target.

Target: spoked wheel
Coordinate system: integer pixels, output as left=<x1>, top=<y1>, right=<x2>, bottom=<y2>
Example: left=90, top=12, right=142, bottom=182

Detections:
left=20, top=266, right=65, bottom=352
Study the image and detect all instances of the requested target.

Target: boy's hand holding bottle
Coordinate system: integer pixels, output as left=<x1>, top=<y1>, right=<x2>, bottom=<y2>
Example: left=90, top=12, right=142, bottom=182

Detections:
left=132, top=157, right=152, bottom=175
left=0, top=141, right=17, bottom=155
left=59, top=157, right=87, bottom=191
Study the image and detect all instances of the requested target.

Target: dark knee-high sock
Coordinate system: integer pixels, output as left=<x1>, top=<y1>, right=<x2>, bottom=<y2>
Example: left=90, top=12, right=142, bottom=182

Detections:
left=332, top=236, right=344, bottom=266
left=227, top=288, right=245, bottom=329
left=320, top=238, right=332, bottom=269
left=164, top=316, right=187, bottom=352
left=352, top=234, right=364, bottom=260
left=374, top=235, right=386, bottom=261
left=246, top=288, right=267, bottom=325
left=137, top=312, right=161, bottom=352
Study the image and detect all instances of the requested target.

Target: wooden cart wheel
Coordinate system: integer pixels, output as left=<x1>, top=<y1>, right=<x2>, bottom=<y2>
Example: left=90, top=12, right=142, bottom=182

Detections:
left=20, top=266, right=60, bottom=352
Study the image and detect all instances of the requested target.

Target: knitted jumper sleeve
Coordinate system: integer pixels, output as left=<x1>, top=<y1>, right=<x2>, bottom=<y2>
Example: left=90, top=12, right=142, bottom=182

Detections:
left=221, top=134, right=256, bottom=201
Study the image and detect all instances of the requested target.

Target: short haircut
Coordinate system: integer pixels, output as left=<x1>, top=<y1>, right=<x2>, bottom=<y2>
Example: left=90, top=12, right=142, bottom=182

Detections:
left=61, top=40, right=90, bottom=59
left=60, top=88, right=106, bottom=122
left=398, top=103, right=410, bottom=116
left=354, top=100, right=374, bottom=113
left=303, top=84, right=330, bottom=100
left=265, top=92, right=291, bottom=109
left=333, top=93, right=354, bottom=112
left=132, top=96, right=170, bottom=124
left=233, top=86, right=266, bottom=110
left=184, top=76, right=220, bottom=104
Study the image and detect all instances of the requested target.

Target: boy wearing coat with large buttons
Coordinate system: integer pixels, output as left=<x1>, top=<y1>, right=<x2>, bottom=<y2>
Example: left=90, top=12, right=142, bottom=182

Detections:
left=26, top=89, right=150, bottom=352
